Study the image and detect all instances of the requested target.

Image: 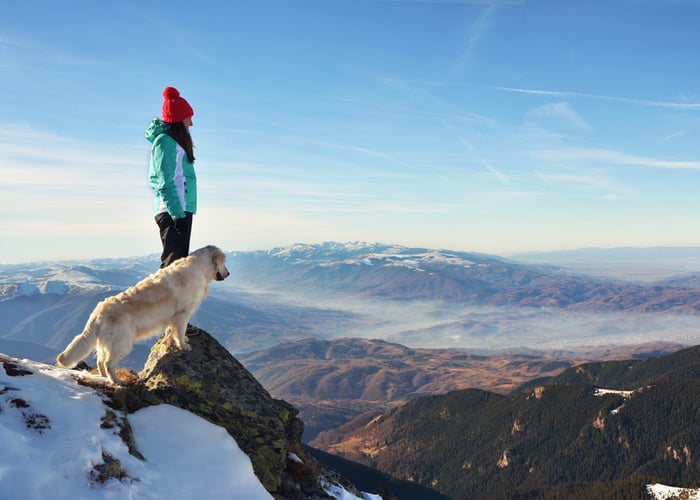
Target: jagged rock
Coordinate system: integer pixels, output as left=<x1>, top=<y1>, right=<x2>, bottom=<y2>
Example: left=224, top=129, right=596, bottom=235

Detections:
left=140, top=327, right=303, bottom=493
left=102, top=327, right=333, bottom=499
left=93, top=451, right=122, bottom=483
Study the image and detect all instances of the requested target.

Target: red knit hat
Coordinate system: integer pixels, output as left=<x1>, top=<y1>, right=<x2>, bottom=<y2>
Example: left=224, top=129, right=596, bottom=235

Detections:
left=161, top=86, right=194, bottom=123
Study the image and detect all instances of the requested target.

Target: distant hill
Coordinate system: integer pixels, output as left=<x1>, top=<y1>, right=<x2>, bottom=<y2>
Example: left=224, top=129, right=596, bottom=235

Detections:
left=310, top=344, right=700, bottom=499
left=229, top=243, right=700, bottom=312
left=510, top=246, right=700, bottom=282
left=515, top=344, right=700, bottom=393
left=657, top=272, right=700, bottom=290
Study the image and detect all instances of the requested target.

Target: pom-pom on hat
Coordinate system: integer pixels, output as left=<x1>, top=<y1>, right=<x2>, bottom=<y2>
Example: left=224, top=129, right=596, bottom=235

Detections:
left=161, top=86, right=194, bottom=123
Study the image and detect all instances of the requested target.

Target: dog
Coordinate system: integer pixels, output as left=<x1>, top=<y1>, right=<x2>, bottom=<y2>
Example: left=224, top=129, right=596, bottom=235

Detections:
left=56, top=245, right=229, bottom=385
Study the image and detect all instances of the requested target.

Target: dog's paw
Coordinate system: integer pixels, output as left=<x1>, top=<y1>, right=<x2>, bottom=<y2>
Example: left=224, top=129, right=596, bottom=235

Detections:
left=181, top=342, right=192, bottom=351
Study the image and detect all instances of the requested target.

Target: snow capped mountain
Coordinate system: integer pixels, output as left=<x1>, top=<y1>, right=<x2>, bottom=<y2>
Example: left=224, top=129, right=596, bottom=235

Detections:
left=264, top=241, right=488, bottom=269
left=0, top=256, right=160, bottom=301
left=230, top=241, right=523, bottom=303
left=267, top=241, right=387, bottom=260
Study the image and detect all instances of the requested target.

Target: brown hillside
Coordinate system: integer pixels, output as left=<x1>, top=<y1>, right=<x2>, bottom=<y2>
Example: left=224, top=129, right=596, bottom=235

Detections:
left=240, top=338, right=682, bottom=440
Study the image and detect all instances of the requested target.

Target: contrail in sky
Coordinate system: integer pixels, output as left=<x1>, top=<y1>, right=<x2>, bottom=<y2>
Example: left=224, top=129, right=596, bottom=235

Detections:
left=495, top=86, right=700, bottom=110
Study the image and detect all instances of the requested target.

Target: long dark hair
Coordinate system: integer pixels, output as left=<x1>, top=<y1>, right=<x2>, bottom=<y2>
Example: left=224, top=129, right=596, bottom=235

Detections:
left=168, top=121, right=195, bottom=163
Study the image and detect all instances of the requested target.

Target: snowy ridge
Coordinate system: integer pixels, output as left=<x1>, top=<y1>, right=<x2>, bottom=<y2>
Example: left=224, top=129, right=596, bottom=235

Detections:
left=0, top=258, right=159, bottom=301
left=266, top=242, right=481, bottom=270
left=0, top=277, right=112, bottom=300
left=0, top=353, right=379, bottom=500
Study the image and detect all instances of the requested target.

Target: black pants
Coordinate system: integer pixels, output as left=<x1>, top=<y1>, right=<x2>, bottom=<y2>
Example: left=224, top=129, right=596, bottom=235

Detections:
left=155, top=212, right=193, bottom=268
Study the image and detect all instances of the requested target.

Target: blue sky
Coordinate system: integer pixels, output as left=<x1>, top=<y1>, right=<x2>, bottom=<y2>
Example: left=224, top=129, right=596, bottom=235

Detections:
left=1, top=0, right=699, bottom=263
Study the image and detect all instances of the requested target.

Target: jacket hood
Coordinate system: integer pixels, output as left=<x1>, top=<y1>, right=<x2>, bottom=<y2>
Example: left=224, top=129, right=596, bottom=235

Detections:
left=145, top=118, right=171, bottom=144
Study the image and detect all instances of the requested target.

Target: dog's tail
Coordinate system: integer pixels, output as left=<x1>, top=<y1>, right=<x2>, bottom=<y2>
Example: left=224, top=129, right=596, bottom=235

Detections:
left=56, top=321, right=98, bottom=369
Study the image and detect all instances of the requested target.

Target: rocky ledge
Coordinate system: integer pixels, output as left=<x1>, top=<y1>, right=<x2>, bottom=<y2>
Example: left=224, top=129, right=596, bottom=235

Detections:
left=90, top=326, right=364, bottom=499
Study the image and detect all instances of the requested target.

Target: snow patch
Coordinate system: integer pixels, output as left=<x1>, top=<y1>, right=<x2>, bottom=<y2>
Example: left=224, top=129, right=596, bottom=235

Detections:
left=322, top=480, right=383, bottom=500
left=594, top=388, right=634, bottom=398
left=40, top=280, right=69, bottom=294
left=647, top=483, right=700, bottom=499
left=594, top=387, right=635, bottom=415
left=0, top=354, right=380, bottom=500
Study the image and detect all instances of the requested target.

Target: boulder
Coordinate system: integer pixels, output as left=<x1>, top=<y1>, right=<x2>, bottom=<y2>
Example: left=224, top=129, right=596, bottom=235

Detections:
left=104, top=327, right=332, bottom=498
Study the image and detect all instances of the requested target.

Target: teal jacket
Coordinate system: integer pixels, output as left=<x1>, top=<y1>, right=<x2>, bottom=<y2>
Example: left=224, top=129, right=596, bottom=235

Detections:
left=145, top=118, right=197, bottom=219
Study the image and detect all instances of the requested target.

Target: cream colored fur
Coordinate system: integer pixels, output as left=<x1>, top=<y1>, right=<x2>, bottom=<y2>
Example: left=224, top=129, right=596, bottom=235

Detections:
left=56, top=245, right=229, bottom=385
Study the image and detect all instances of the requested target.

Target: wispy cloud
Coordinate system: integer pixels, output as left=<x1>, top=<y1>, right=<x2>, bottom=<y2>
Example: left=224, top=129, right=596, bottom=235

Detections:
left=534, top=169, right=612, bottom=190
left=125, top=7, right=219, bottom=67
left=532, top=168, right=635, bottom=202
left=0, top=35, right=102, bottom=69
left=0, top=124, right=146, bottom=210
left=483, top=161, right=511, bottom=184
left=448, top=2, right=500, bottom=78
left=338, top=143, right=410, bottom=169
left=531, top=146, right=700, bottom=170
left=660, top=130, right=688, bottom=142
left=1, top=124, right=141, bottom=168
left=526, top=102, right=592, bottom=132
left=495, top=86, right=700, bottom=110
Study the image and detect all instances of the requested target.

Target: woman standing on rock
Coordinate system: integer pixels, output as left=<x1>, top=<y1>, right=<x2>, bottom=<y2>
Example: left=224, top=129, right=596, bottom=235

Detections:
left=145, top=86, right=197, bottom=268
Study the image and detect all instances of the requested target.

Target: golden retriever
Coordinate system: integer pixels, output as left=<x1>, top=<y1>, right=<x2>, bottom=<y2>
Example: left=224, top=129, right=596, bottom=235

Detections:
left=56, top=245, right=229, bottom=385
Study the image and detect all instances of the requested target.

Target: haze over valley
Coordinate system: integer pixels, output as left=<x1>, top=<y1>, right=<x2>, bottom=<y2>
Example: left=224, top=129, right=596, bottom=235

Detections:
left=3, top=243, right=700, bottom=363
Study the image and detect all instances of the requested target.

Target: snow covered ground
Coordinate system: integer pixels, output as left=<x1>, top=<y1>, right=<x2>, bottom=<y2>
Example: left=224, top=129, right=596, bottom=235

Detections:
left=0, top=354, right=380, bottom=500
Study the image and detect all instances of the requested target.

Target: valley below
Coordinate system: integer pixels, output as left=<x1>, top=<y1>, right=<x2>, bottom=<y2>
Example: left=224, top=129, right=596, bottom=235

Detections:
left=238, top=337, right=684, bottom=440
left=302, top=344, right=700, bottom=499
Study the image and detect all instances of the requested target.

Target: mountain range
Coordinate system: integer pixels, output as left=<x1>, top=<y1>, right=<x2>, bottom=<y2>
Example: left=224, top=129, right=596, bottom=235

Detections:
left=510, top=246, right=700, bottom=282
left=230, top=243, right=700, bottom=307
left=3, top=242, right=700, bottom=362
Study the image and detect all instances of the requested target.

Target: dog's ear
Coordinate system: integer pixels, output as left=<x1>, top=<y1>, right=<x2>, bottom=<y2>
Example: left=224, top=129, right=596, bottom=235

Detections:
left=211, top=249, right=230, bottom=281
left=213, top=250, right=225, bottom=270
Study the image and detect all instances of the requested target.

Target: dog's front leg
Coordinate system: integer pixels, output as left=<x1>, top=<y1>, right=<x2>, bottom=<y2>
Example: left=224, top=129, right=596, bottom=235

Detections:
left=169, top=320, right=191, bottom=351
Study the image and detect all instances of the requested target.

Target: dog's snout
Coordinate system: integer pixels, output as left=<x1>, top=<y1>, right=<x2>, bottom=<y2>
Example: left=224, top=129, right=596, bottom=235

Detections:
left=215, top=266, right=230, bottom=281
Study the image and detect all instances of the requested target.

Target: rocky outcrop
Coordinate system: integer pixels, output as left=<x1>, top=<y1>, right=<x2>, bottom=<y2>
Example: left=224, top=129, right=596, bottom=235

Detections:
left=100, top=327, right=352, bottom=499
